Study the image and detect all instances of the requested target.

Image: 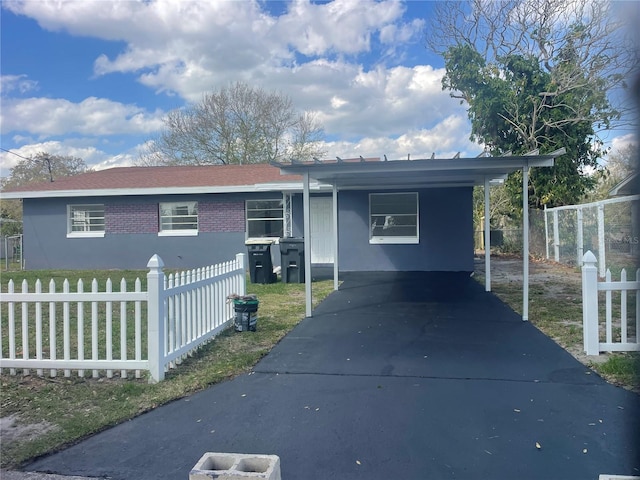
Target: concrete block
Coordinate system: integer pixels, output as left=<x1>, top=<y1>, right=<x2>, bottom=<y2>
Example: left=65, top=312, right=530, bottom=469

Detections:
left=190, top=452, right=281, bottom=480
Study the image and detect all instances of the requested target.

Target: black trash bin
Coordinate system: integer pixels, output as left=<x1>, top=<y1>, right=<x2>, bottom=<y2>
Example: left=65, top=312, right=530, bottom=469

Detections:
left=280, top=237, right=305, bottom=283
left=246, top=239, right=277, bottom=284
left=232, top=296, right=259, bottom=332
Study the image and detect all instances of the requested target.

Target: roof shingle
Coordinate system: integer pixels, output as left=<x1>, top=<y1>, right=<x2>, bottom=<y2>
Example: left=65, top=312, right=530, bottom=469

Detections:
left=2, top=164, right=301, bottom=194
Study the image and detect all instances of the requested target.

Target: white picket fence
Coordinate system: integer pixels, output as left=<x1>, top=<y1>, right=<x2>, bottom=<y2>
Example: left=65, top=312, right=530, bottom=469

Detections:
left=582, top=251, right=640, bottom=355
left=0, top=253, right=246, bottom=382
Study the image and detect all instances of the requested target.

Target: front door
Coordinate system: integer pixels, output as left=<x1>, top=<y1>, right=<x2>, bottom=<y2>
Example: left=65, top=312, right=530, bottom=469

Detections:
left=310, top=197, right=334, bottom=263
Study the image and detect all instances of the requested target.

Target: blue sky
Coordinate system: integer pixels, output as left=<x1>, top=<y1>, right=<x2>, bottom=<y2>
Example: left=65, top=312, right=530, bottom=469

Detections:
left=1, top=0, right=637, bottom=174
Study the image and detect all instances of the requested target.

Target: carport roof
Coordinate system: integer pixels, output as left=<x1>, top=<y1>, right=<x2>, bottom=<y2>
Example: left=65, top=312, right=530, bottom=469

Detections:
left=273, top=149, right=565, bottom=189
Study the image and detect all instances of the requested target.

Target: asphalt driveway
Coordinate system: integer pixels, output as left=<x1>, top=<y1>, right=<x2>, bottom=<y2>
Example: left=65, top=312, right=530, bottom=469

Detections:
left=24, top=271, right=640, bottom=480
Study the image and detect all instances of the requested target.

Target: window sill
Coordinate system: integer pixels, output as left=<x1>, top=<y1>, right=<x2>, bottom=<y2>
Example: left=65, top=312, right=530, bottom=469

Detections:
left=67, top=232, right=105, bottom=239
left=370, top=237, right=419, bottom=245
left=158, top=230, right=199, bottom=237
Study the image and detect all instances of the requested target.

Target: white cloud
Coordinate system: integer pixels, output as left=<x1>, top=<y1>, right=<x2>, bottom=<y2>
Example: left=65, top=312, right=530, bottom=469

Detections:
left=278, top=0, right=405, bottom=56
left=1, top=97, right=165, bottom=137
left=0, top=74, right=39, bottom=96
left=323, top=115, right=481, bottom=160
left=610, top=134, right=638, bottom=154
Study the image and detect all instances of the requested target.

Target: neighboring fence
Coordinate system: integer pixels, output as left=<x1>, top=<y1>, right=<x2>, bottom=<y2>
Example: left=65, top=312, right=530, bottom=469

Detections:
left=582, top=251, right=640, bottom=356
left=0, top=253, right=246, bottom=382
left=545, top=195, right=639, bottom=276
left=3, top=234, right=23, bottom=270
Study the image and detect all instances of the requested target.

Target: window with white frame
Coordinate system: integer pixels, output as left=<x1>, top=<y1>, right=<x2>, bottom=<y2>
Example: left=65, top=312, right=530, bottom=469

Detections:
left=159, top=201, right=198, bottom=235
left=246, top=199, right=284, bottom=238
left=68, top=204, right=105, bottom=237
left=369, top=192, right=419, bottom=244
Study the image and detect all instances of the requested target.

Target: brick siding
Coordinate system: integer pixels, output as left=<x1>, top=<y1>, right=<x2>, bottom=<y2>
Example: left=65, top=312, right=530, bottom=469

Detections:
left=105, top=200, right=246, bottom=234
left=106, top=203, right=158, bottom=234
left=199, top=200, right=245, bottom=232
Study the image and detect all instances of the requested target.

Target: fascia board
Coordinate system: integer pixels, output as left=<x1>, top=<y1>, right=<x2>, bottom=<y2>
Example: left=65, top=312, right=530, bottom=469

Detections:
left=278, top=157, right=556, bottom=179
left=1, top=181, right=329, bottom=199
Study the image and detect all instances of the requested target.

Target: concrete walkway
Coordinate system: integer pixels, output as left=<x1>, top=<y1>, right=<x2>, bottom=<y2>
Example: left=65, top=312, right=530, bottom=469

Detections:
left=17, top=272, right=640, bottom=479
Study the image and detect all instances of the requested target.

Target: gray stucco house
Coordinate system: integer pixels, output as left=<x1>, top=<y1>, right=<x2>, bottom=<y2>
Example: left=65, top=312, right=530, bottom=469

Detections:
left=2, top=160, right=475, bottom=272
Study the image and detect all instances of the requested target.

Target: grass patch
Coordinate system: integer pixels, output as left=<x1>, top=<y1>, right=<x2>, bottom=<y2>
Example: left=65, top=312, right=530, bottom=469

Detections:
left=0, top=270, right=334, bottom=469
left=594, top=353, right=640, bottom=388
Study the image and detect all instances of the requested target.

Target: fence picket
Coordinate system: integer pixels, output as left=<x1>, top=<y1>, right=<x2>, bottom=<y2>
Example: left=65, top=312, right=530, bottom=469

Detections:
left=35, top=279, right=43, bottom=376
left=8, top=280, right=16, bottom=375
left=77, top=279, right=85, bottom=378
left=120, top=278, right=127, bottom=379
left=63, top=279, right=70, bottom=377
left=91, top=278, right=99, bottom=378
left=21, top=279, right=29, bottom=376
left=135, top=278, right=142, bottom=379
left=106, top=278, right=113, bottom=379
left=49, top=279, right=56, bottom=377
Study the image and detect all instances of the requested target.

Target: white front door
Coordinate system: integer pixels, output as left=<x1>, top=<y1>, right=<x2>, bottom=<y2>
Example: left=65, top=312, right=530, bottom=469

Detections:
left=310, top=197, right=334, bottom=263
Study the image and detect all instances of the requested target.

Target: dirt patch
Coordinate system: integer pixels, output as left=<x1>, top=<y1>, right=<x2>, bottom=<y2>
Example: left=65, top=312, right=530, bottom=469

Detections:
left=0, top=413, right=58, bottom=445
left=477, top=254, right=581, bottom=286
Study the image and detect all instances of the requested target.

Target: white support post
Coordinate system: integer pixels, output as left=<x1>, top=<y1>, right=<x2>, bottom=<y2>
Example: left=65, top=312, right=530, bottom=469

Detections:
left=303, top=172, right=313, bottom=317
left=332, top=184, right=339, bottom=291
left=236, top=253, right=246, bottom=297
left=597, top=202, right=606, bottom=278
left=544, top=205, right=549, bottom=260
left=523, top=164, right=529, bottom=321
left=553, top=210, right=560, bottom=262
left=484, top=177, right=491, bottom=292
left=582, top=251, right=600, bottom=355
left=576, top=208, right=584, bottom=267
left=147, top=254, right=166, bottom=382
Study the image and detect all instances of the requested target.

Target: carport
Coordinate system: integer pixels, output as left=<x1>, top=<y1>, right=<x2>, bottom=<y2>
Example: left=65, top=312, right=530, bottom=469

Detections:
left=274, top=149, right=566, bottom=319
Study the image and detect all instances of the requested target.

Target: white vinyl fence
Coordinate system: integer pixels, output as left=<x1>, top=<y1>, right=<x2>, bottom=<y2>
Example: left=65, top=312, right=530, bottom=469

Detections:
left=582, top=251, right=640, bottom=355
left=0, top=253, right=246, bottom=382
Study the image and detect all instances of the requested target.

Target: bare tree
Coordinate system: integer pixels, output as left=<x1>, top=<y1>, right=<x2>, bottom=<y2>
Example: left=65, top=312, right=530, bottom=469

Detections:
left=139, top=82, right=326, bottom=166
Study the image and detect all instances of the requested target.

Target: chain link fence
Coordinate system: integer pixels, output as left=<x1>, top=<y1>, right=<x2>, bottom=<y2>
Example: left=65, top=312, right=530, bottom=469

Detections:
left=2, top=234, right=23, bottom=270
left=474, top=196, right=639, bottom=276
left=543, top=195, right=639, bottom=275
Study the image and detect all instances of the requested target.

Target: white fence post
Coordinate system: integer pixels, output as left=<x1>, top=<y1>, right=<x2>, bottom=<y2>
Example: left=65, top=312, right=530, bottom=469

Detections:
left=147, top=254, right=166, bottom=382
left=544, top=205, right=549, bottom=260
left=582, top=251, right=600, bottom=355
left=236, top=253, right=246, bottom=297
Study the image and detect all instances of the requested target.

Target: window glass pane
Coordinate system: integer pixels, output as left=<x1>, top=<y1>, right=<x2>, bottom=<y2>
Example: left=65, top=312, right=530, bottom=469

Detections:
left=160, top=202, right=198, bottom=231
left=246, top=199, right=284, bottom=237
left=370, top=193, right=418, bottom=241
left=69, top=205, right=105, bottom=232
